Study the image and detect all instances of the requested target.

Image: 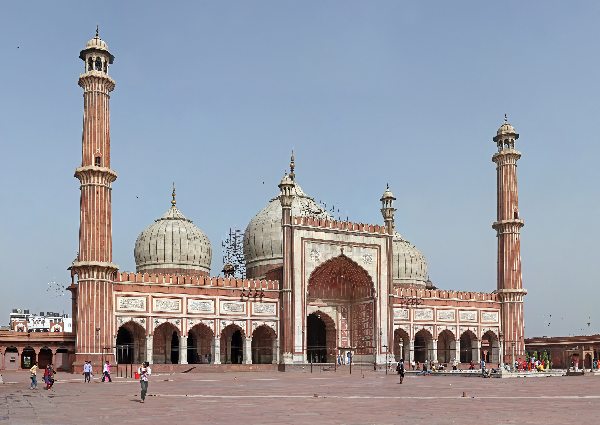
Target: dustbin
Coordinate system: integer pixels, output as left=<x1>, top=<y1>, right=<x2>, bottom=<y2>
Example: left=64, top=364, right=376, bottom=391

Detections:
left=135, top=372, right=140, bottom=379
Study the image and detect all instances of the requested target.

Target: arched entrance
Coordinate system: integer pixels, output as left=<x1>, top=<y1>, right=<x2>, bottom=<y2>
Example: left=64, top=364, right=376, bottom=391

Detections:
left=21, top=347, right=35, bottom=369
left=188, top=323, right=213, bottom=364
left=414, top=329, right=433, bottom=364
left=460, top=331, right=476, bottom=364
left=116, top=321, right=146, bottom=364
left=307, top=253, right=375, bottom=363
left=481, top=331, right=499, bottom=364
left=437, top=330, right=455, bottom=364
left=153, top=322, right=180, bottom=364
left=252, top=325, right=276, bottom=364
left=221, top=324, right=245, bottom=364
left=38, top=347, right=52, bottom=367
left=393, top=328, right=410, bottom=362
left=307, top=312, right=336, bottom=363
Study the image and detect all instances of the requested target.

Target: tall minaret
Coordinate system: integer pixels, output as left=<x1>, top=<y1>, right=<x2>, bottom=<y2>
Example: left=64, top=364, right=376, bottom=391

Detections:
left=492, top=115, right=526, bottom=365
left=69, top=28, right=118, bottom=368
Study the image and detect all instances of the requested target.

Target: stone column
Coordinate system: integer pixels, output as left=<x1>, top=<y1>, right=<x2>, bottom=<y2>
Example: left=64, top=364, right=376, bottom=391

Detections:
left=146, top=337, right=153, bottom=364
left=212, top=337, right=221, bottom=364
left=16, top=348, right=22, bottom=369
left=456, top=340, right=462, bottom=364
left=409, top=341, right=415, bottom=363
left=431, top=340, right=438, bottom=363
left=450, top=340, right=458, bottom=363
left=179, top=336, right=188, bottom=365
left=243, top=337, right=252, bottom=365
left=272, top=338, right=279, bottom=364
left=165, top=337, right=172, bottom=364
left=226, top=339, right=232, bottom=364
left=1, top=347, right=4, bottom=370
left=473, top=340, right=481, bottom=365
left=51, top=349, right=56, bottom=368
left=133, top=339, right=140, bottom=364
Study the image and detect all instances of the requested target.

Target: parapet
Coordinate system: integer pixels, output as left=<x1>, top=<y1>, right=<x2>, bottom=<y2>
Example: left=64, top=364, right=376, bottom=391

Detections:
left=293, top=216, right=386, bottom=234
left=114, top=271, right=278, bottom=291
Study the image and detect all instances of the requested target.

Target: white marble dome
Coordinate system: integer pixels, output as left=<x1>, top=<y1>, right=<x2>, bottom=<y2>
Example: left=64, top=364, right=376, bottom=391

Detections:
left=497, top=122, right=516, bottom=135
left=243, top=180, right=332, bottom=276
left=392, top=231, right=428, bottom=287
left=134, top=206, right=212, bottom=276
left=85, top=36, right=109, bottom=52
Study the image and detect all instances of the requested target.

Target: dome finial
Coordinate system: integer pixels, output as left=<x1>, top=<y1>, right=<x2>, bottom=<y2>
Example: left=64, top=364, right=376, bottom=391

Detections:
left=505, top=113, right=507, bottom=124
left=96, top=23, right=99, bottom=38
left=289, top=150, right=295, bottom=181
left=171, top=182, right=176, bottom=207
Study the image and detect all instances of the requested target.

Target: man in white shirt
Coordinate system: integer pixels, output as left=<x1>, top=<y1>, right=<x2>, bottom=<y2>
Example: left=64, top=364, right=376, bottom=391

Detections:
left=138, top=362, right=152, bottom=403
left=83, top=361, right=92, bottom=383
left=452, top=359, right=458, bottom=370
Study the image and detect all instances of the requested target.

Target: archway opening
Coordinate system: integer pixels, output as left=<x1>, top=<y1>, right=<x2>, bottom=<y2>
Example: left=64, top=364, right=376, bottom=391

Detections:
left=189, top=323, right=213, bottom=364
left=38, top=347, right=52, bottom=368
left=116, top=321, right=146, bottom=365
left=4, top=347, right=19, bottom=370
left=460, top=332, right=475, bottom=364
left=252, top=325, right=276, bottom=364
left=21, top=347, right=35, bottom=369
left=437, top=330, right=455, bottom=364
left=414, top=329, right=432, bottom=364
left=307, top=312, right=335, bottom=363
left=220, top=325, right=245, bottom=364
left=307, top=253, right=375, bottom=362
left=153, top=323, right=179, bottom=364
left=481, top=331, right=499, bottom=364
left=393, top=328, right=410, bottom=362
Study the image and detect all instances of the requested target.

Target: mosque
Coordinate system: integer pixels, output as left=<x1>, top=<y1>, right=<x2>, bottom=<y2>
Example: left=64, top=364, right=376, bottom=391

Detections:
left=0, top=32, right=527, bottom=372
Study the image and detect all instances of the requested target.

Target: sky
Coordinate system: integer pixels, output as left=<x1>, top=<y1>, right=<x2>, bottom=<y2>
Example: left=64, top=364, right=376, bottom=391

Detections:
left=0, top=1, right=599, bottom=338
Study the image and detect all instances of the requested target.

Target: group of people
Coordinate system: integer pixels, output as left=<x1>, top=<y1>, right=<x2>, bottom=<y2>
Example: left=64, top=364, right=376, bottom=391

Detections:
left=515, top=358, right=552, bottom=371
left=336, top=353, right=352, bottom=365
left=82, top=360, right=113, bottom=382
left=28, top=362, right=55, bottom=390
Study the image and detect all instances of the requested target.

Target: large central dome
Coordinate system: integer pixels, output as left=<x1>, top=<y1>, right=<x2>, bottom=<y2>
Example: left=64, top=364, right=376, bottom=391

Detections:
left=243, top=179, right=332, bottom=278
left=134, top=198, right=212, bottom=277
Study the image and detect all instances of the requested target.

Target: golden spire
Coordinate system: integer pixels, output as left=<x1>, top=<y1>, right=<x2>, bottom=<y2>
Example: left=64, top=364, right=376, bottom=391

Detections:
left=289, top=150, right=295, bottom=181
left=171, top=183, right=176, bottom=207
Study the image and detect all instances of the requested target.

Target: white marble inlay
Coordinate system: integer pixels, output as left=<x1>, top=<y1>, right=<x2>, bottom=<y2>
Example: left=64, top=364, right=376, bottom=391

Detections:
left=153, top=298, right=181, bottom=312
left=116, top=296, right=146, bottom=312
left=188, top=299, right=214, bottom=314
left=459, top=311, right=477, bottom=322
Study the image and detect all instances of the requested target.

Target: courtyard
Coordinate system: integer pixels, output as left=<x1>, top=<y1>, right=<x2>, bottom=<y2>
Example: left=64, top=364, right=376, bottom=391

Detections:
left=1, top=369, right=599, bottom=424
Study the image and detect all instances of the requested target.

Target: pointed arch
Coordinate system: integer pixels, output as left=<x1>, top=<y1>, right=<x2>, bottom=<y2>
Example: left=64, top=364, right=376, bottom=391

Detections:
left=308, top=253, right=375, bottom=300
left=252, top=325, right=277, bottom=364
left=116, top=320, right=146, bottom=364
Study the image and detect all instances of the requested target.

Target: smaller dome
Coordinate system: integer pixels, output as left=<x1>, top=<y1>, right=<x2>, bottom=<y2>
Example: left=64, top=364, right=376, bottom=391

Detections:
left=392, top=231, right=428, bottom=288
left=381, top=185, right=395, bottom=201
left=497, top=122, right=516, bottom=136
left=134, top=205, right=212, bottom=277
left=85, top=36, right=109, bottom=52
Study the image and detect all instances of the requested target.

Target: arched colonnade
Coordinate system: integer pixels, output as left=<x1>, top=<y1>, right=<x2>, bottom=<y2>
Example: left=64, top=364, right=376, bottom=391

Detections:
left=115, top=321, right=278, bottom=365
left=393, top=328, right=500, bottom=365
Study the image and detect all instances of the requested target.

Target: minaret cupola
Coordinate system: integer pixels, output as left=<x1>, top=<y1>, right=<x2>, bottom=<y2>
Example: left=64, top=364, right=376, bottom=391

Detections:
left=79, top=25, right=114, bottom=75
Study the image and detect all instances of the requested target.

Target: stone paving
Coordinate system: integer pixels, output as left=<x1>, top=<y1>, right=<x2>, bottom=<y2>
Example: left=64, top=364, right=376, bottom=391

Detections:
left=1, top=369, right=600, bottom=424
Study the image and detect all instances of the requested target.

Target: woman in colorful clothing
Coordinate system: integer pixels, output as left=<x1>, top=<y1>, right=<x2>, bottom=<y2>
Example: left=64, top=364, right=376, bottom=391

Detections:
left=44, top=364, right=51, bottom=390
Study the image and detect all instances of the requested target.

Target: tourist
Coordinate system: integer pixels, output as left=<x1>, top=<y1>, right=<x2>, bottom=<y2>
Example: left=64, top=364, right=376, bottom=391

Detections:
left=452, top=358, right=457, bottom=371
left=138, top=361, right=152, bottom=403
left=102, top=361, right=112, bottom=382
left=83, top=361, right=90, bottom=382
left=424, top=359, right=428, bottom=372
left=397, top=359, right=405, bottom=384
left=29, top=361, right=38, bottom=390
left=469, top=361, right=474, bottom=370
left=480, top=359, right=486, bottom=375
left=411, top=359, right=416, bottom=370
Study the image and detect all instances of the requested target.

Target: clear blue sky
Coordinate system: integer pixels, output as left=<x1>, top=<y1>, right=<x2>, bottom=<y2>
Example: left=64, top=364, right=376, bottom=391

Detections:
left=1, top=1, right=598, bottom=338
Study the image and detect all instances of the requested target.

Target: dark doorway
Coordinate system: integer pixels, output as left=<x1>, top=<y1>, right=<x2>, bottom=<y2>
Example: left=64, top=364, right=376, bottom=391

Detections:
left=171, top=332, right=179, bottom=364
left=460, top=333, right=473, bottom=364
left=116, top=326, right=133, bottom=364
left=231, top=330, right=243, bottom=364
left=187, top=333, right=197, bottom=364
left=414, top=333, right=427, bottom=363
left=307, top=313, right=327, bottom=363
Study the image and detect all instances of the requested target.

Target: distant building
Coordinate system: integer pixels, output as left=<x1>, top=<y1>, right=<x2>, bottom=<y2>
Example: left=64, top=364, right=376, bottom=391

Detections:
left=8, top=309, right=72, bottom=333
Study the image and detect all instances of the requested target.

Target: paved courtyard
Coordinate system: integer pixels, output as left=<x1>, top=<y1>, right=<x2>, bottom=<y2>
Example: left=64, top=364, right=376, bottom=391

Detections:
left=1, top=369, right=600, bottom=424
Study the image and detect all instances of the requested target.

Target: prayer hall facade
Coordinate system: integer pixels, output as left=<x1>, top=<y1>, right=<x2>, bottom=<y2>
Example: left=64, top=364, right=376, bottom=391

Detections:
left=0, top=33, right=527, bottom=372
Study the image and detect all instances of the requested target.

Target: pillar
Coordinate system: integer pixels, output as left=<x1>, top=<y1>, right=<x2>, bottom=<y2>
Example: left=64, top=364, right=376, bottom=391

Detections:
left=409, top=341, right=415, bottom=363
left=212, top=337, right=221, bottom=364
left=179, top=336, right=188, bottom=365
left=272, top=338, right=279, bottom=364
left=133, top=338, right=140, bottom=364
left=16, top=348, right=22, bottom=369
left=145, top=336, right=153, bottom=364
left=456, top=340, right=462, bottom=363
left=0, top=347, right=4, bottom=370
left=473, top=340, right=481, bottom=364
left=431, top=340, right=438, bottom=363
left=243, top=337, right=252, bottom=365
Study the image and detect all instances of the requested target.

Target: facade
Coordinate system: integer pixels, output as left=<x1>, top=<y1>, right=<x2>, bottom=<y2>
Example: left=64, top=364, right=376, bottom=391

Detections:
left=8, top=309, right=72, bottom=333
left=525, top=335, right=600, bottom=370
left=1, top=32, right=527, bottom=372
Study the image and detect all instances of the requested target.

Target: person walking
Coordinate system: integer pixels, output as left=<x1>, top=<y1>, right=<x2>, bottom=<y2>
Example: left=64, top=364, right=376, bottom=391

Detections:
left=44, top=364, right=51, bottom=390
left=138, top=362, right=152, bottom=403
left=452, top=358, right=458, bottom=371
left=411, top=359, right=415, bottom=370
left=102, top=361, right=112, bottom=382
left=397, top=359, right=405, bottom=384
left=83, top=361, right=91, bottom=383
left=29, top=361, right=38, bottom=390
